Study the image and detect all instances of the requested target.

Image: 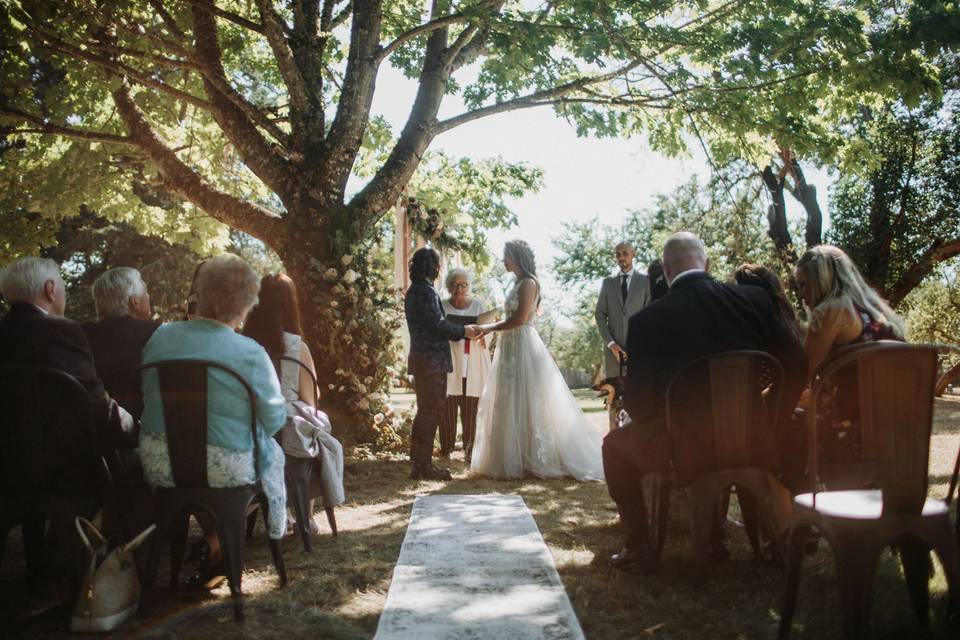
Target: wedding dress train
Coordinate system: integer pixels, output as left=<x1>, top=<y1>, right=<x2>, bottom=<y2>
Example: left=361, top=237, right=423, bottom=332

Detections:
left=470, top=279, right=604, bottom=481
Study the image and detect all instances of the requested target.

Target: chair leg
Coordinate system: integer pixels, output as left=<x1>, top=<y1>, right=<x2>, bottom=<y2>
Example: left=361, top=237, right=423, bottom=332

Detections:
left=833, top=539, right=879, bottom=640
left=169, top=513, right=190, bottom=588
left=245, top=508, right=258, bottom=539
left=217, top=509, right=248, bottom=622
left=929, top=523, right=960, bottom=621
left=259, top=495, right=288, bottom=586
left=649, top=476, right=671, bottom=561
left=897, top=537, right=931, bottom=625
left=738, top=488, right=763, bottom=560
left=324, top=505, right=338, bottom=537
left=141, top=509, right=173, bottom=618
left=22, top=512, right=46, bottom=587
left=779, top=523, right=811, bottom=639
left=685, top=482, right=718, bottom=570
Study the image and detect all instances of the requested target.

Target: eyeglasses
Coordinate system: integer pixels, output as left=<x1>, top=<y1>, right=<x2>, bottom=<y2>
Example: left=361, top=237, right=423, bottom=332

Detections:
left=451, top=283, right=469, bottom=290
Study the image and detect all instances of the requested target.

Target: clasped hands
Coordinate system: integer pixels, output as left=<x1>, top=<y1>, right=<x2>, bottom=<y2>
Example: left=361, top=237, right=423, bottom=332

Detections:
left=464, top=324, right=491, bottom=340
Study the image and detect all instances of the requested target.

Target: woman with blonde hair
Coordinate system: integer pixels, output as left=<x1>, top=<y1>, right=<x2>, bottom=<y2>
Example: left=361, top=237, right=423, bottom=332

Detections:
left=792, top=244, right=905, bottom=470
left=795, top=244, right=905, bottom=377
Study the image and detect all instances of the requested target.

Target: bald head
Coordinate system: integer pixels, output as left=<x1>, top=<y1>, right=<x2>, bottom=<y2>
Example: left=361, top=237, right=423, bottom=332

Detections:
left=662, top=232, right=708, bottom=284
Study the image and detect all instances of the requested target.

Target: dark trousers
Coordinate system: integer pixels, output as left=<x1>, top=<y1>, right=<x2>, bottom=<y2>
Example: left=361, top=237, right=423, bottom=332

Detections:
left=410, top=371, right=448, bottom=466
left=602, top=422, right=670, bottom=548
left=440, top=378, right=479, bottom=456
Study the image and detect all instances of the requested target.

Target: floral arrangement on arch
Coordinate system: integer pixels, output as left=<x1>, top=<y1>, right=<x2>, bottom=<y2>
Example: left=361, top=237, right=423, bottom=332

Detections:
left=404, top=196, right=469, bottom=253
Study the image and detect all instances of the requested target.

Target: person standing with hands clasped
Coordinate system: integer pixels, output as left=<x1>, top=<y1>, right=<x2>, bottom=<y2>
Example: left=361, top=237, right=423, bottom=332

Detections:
left=595, top=241, right=650, bottom=430
left=404, top=248, right=481, bottom=480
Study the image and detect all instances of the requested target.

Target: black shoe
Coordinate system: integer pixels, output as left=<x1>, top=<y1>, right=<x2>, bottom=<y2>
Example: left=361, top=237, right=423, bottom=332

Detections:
left=609, top=546, right=658, bottom=573
left=411, top=464, right=452, bottom=481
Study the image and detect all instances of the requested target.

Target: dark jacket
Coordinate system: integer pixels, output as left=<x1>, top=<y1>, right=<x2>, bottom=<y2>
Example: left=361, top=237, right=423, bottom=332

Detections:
left=0, top=303, right=106, bottom=398
left=404, top=279, right=466, bottom=375
left=0, top=303, right=115, bottom=498
left=82, top=315, right=161, bottom=419
left=624, top=272, right=807, bottom=470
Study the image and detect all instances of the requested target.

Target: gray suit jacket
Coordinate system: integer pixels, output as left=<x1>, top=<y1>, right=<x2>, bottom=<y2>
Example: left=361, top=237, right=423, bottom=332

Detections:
left=595, top=271, right=650, bottom=378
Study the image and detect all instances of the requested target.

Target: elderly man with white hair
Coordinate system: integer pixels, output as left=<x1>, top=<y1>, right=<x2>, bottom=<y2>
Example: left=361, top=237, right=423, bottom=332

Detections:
left=603, top=232, right=807, bottom=572
left=0, top=257, right=133, bottom=506
left=82, top=267, right=160, bottom=419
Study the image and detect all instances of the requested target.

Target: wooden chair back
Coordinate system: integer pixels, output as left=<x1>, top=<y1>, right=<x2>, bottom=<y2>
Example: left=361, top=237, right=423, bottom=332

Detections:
left=666, top=350, right=784, bottom=484
left=807, top=342, right=940, bottom=514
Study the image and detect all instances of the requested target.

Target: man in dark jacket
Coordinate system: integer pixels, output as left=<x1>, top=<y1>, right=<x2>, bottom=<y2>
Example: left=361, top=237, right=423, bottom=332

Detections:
left=82, top=267, right=160, bottom=419
left=405, top=248, right=479, bottom=480
left=604, top=232, right=806, bottom=571
left=0, top=257, right=130, bottom=498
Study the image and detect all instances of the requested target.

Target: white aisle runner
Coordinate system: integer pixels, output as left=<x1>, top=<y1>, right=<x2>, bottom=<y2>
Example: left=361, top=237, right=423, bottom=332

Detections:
left=374, top=494, right=586, bottom=640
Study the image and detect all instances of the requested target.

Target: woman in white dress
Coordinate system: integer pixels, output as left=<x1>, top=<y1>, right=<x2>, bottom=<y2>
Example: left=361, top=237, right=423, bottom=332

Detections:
left=471, top=240, right=604, bottom=481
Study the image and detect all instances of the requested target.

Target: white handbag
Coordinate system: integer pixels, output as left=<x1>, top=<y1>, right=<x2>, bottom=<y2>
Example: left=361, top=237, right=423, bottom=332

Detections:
left=70, top=517, right=156, bottom=633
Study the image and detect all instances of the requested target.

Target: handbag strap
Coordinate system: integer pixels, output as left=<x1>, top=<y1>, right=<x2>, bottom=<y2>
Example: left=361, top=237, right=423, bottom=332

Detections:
left=122, top=524, right=157, bottom=553
left=74, top=517, right=107, bottom=553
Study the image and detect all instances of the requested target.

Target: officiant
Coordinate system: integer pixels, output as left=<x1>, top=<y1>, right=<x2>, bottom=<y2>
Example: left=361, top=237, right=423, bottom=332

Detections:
left=439, top=268, right=493, bottom=464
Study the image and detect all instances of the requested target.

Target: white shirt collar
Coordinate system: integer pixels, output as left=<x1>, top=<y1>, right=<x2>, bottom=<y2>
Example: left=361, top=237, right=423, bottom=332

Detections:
left=669, top=268, right=705, bottom=287
left=30, top=303, right=50, bottom=315
left=617, top=266, right=635, bottom=278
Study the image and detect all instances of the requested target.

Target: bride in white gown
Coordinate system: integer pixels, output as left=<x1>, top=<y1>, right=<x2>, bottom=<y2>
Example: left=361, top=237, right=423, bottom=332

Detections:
left=470, top=240, right=604, bottom=481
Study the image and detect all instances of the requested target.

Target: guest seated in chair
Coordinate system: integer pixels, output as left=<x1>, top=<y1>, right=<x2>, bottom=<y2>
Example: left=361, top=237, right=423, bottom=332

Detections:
left=0, top=257, right=134, bottom=466
left=82, top=267, right=160, bottom=420
left=139, top=255, right=287, bottom=586
left=603, top=233, right=806, bottom=572
left=244, top=274, right=345, bottom=536
left=788, top=245, right=906, bottom=479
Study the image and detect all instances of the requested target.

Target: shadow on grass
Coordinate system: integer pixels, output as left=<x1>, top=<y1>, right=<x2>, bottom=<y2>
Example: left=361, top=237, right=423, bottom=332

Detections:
left=3, top=399, right=958, bottom=640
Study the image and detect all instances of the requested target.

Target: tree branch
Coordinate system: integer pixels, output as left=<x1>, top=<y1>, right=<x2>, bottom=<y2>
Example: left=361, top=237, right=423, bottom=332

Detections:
left=257, top=0, right=311, bottom=128
left=435, top=58, right=644, bottom=134
left=331, top=1, right=354, bottom=30
left=111, top=82, right=284, bottom=247
left=191, top=1, right=296, bottom=201
left=1, top=105, right=136, bottom=146
left=887, top=238, right=960, bottom=306
left=147, top=0, right=186, bottom=39
left=320, top=0, right=383, bottom=199
left=375, top=13, right=468, bottom=65
left=192, top=0, right=266, bottom=34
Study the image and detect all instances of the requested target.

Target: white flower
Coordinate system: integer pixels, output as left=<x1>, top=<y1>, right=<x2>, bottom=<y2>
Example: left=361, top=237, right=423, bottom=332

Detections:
left=373, top=413, right=385, bottom=425
left=335, top=369, right=346, bottom=376
left=364, top=376, right=374, bottom=384
left=343, top=269, right=358, bottom=284
left=327, top=384, right=335, bottom=390
left=338, top=385, right=345, bottom=392
left=341, top=254, right=354, bottom=266
left=383, top=403, right=394, bottom=416
left=367, top=391, right=380, bottom=401
left=330, top=300, right=339, bottom=308
left=356, top=399, right=370, bottom=411
left=324, top=267, right=338, bottom=281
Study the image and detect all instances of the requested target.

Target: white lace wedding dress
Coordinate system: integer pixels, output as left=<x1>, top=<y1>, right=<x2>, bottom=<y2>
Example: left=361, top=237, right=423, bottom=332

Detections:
left=470, top=278, right=605, bottom=481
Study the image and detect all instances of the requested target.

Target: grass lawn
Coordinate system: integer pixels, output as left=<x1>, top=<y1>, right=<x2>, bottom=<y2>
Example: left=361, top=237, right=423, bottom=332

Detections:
left=3, top=395, right=958, bottom=639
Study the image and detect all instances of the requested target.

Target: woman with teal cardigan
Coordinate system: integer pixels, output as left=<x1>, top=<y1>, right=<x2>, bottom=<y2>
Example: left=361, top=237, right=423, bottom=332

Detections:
left=139, top=255, right=287, bottom=552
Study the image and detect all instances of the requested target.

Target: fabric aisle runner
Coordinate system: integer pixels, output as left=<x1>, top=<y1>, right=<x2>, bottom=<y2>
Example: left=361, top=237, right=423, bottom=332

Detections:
left=374, top=494, right=586, bottom=640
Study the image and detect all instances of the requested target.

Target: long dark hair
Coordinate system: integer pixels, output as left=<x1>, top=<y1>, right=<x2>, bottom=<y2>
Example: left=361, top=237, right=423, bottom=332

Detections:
left=184, top=258, right=210, bottom=320
left=409, top=247, right=440, bottom=282
left=734, top=263, right=803, bottom=341
left=647, top=259, right=669, bottom=302
left=243, top=274, right=303, bottom=360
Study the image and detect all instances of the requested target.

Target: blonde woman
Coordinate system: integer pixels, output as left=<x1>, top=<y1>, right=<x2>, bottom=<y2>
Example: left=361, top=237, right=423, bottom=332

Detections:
left=792, top=244, right=905, bottom=469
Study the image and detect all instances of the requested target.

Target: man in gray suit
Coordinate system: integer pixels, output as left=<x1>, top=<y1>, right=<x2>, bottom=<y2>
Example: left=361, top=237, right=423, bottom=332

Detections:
left=595, top=242, right=651, bottom=429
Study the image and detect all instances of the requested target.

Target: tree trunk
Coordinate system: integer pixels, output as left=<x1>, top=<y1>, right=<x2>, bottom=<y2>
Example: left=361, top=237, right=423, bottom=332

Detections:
left=936, top=361, right=960, bottom=397
left=273, top=210, right=401, bottom=440
left=762, top=165, right=797, bottom=272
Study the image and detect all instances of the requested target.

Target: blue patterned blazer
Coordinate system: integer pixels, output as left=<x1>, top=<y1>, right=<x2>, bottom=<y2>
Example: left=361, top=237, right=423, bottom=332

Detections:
left=404, top=279, right=466, bottom=375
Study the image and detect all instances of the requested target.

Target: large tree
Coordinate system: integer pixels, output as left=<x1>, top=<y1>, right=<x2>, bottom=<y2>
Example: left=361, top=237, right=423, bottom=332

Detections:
left=0, top=0, right=938, bottom=429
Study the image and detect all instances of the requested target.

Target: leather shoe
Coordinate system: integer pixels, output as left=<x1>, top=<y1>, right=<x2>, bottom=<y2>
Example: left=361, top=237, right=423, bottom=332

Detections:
left=410, top=464, right=453, bottom=481
left=609, top=546, right=658, bottom=573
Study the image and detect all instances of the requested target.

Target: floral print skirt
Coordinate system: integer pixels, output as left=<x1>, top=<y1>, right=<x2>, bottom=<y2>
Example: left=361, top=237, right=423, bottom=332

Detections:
left=139, top=432, right=287, bottom=539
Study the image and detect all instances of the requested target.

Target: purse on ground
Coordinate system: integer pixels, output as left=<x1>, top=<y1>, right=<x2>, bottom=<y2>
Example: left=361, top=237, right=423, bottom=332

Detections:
left=70, top=517, right=156, bottom=633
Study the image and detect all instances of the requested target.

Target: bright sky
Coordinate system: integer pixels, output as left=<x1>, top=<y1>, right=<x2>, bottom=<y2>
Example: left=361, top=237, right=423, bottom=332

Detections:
left=369, top=66, right=832, bottom=309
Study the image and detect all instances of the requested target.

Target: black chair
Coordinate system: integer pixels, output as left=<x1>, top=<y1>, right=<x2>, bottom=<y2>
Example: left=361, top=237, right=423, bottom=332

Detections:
left=138, top=359, right=287, bottom=622
left=278, top=356, right=338, bottom=551
left=0, top=365, right=110, bottom=589
left=644, top=351, right=790, bottom=568
left=778, top=343, right=960, bottom=639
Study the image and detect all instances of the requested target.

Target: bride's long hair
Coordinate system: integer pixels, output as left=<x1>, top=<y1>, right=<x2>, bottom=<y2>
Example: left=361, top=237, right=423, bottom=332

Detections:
left=504, top=240, right=541, bottom=307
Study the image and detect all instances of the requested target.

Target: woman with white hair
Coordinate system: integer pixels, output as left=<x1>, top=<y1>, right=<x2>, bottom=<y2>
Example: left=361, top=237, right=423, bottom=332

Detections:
left=471, top=241, right=604, bottom=480
left=139, top=254, right=287, bottom=586
left=439, top=267, right=492, bottom=463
